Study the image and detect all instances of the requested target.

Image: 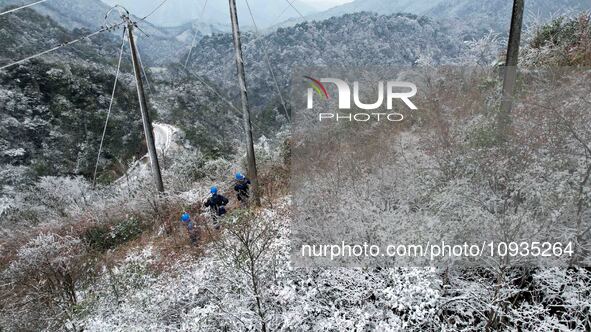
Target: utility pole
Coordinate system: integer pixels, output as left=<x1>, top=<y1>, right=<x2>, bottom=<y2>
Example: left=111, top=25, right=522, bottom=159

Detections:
left=498, top=0, right=525, bottom=138
left=125, top=17, right=165, bottom=193
left=228, top=0, right=260, bottom=206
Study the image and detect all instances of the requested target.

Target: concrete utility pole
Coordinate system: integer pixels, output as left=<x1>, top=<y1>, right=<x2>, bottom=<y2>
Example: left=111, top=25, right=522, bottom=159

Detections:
left=499, top=0, right=525, bottom=137
left=229, top=0, right=261, bottom=206
left=126, top=18, right=165, bottom=193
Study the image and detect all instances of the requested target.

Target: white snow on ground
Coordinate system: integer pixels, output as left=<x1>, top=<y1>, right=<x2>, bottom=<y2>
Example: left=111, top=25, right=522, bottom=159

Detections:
left=153, top=122, right=179, bottom=154
left=115, top=122, right=181, bottom=186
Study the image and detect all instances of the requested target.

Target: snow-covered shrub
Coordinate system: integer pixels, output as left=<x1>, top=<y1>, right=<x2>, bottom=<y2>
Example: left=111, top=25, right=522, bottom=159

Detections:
left=254, top=135, right=274, bottom=164
left=0, top=233, right=90, bottom=331
left=73, top=200, right=444, bottom=331
left=462, top=31, right=504, bottom=66
left=29, top=176, right=94, bottom=219
left=522, top=14, right=591, bottom=66
left=164, top=150, right=206, bottom=192
left=208, top=208, right=282, bottom=331
left=202, top=157, right=233, bottom=181
left=83, top=216, right=145, bottom=251
left=527, top=268, right=591, bottom=330
left=439, top=267, right=591, bottom=331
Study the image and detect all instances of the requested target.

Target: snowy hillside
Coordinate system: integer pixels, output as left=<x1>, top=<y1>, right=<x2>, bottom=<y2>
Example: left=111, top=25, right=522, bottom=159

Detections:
left=276, top=0, right=591, bottom=33
left=0, top=0, right=590, bottom=330
left=0, top=8, right=246, bottom=195
left=187, top=12, right=465, bottom=109
left=0, top=8, right=145, bottom=190
left=0, top=0, right=191, bottom=64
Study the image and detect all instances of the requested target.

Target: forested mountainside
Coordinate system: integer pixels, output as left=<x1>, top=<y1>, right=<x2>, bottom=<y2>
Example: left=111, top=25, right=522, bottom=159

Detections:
left=287, top=0, right=591, bottom=34
left=297, top=0, right=445, bottom=23
left=146, top=65, right=249, bottom=159
left=0, top=0, right=590, bottom=327
left=0, top=8, right=250, bottom=196
left=425, top=0, right=591, bottom=33
left=0, top=9, right=145, bottom=190
left=0, top=4, right=120, bottom=62
left=0, top=0, right=114, bottom=31
left=188, top=12, right=465, bottom=109
left=0, top=0, right=191, bottom=64
left=0, top=13, right=587, bottom=330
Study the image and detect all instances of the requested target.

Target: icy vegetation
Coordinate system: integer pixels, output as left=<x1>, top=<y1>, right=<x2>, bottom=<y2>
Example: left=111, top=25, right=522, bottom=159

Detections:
left=1, top=2, right=590, bottom=330
left=0, top=0, right=193, bottom=64
left=188, top=12, right=466, bottom=109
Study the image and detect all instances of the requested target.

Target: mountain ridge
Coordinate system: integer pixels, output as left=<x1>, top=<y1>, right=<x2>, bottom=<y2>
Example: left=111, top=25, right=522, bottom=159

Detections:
left=272, top=0, right=591, bottom=33
left=0, top=0, right=190, bottom=65
left=188, top=12, right=465, bottom=110
left=100, top=0, right=317, bottom=28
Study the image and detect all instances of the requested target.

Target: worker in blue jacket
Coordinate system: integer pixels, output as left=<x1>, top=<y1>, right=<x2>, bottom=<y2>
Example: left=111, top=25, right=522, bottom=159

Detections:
left=233, top=172, right=251, bottom=204
left=180, top=212, right=198, bottom=245
left=204, top=186, right=229, bottom=217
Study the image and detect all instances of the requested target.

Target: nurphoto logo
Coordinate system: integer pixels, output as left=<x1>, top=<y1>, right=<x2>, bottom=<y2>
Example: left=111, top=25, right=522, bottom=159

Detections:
left=304, top=76, right=418, bottom=122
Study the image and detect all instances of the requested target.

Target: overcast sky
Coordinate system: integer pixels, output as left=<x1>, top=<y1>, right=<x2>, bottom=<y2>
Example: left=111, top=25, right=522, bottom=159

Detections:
left=300, top=0, right=354, bottom=10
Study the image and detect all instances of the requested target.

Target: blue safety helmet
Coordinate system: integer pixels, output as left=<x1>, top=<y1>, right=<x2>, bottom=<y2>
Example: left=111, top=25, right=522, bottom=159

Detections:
left=235, top=172, right=245, bottom=180
left=181, top=212, right=190, bottom=222
left=210, top=186, right=218, bottom=194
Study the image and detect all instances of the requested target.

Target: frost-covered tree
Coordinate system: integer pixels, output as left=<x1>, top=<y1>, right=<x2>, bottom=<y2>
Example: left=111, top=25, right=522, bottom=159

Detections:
left=0, top=233, right=89, bottom=331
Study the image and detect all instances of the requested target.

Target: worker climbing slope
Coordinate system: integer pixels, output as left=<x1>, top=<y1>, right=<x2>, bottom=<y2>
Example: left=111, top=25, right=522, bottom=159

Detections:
left=204, top=186, right=229, bottom=228
left=233, top=172, right=251, bottom=206
left=180, top=212, right=198, bottom=245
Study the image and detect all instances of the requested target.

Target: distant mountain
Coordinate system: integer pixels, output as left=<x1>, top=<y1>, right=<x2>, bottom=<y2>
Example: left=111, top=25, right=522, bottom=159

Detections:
left=0, top=0, right=189, bottom=65
left=425, top=0, right=591, bottom=32
left=187, top=12, right=465, bottom=110
left=100, top=0, right=318, bottom=29
left=0, top=0, right=112, bottom=30
left=309, top=0, right=443, bottom=21
left=277, top=0, right=591, bottom=33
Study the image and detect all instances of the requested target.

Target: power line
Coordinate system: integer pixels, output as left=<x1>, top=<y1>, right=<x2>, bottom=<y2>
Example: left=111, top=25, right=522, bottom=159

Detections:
left=135, top=41, right=152, bottom=94
left=0, top=0, right=49, bottom=17
left=244, top=0, right=290, bottom=120
left=0, top=22, right=124, bottom=71
left=184, top=0, right=294, bottom=69
left=283, top=0, right=305, bottom=20
left=184, top=0, right=297, bottom=70
left=181, top=69, right=266, bottom=133
left=185, top=71, right=238, bottom=111
left=184, top=0, right=209, bottom=68
left=275, top=0, right=297, bottom=25
left=131, top=0, right=176, bottom=92
left=237, top=0, right=296, bottom=53
left=93, top=28, right=127, bottom=187
left=140, top=0, right=171, bottom=22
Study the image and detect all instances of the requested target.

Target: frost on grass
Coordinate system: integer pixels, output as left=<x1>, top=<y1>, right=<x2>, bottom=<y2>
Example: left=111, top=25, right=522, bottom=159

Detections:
left=76, top=202, right=442, bottom=331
